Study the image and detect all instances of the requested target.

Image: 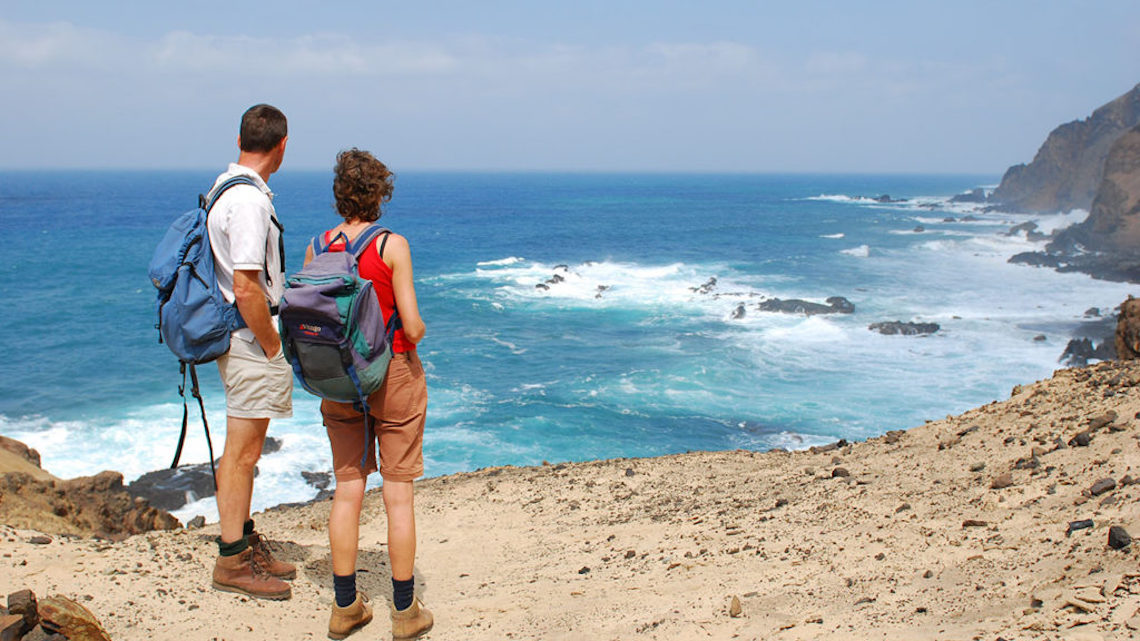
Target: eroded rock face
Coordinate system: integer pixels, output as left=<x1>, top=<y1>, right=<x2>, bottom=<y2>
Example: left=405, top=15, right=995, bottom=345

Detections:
left=1115, top=296, right=1140, bottom=360
left=1052, top=124, right=1140, bottom=255
left=992, top=84, right=1140, bottom=214
left=0, top=455, right=180, bottom=540
left=757, top=296, right=854, bottom=316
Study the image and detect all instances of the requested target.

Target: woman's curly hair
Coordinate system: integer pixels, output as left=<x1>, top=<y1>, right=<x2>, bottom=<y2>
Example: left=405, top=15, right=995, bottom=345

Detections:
left=333, top=148, right=394, bottom=222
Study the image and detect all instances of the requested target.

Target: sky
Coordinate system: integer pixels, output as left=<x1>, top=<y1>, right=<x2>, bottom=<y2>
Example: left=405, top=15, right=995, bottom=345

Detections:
left=2, top=1, right=1139, bottom=173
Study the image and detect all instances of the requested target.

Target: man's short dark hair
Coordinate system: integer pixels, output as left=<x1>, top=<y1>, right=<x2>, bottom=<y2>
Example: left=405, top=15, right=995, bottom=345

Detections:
left=239, top=104, right=288, bottom=152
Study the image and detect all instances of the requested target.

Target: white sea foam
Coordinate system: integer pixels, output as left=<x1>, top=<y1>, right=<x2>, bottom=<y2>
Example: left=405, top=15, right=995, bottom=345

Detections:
left=820, top=233, right=845, bottom=239
left=476, top=256, right=525, bottom=266
left=841, top=245, right=870, bottom=257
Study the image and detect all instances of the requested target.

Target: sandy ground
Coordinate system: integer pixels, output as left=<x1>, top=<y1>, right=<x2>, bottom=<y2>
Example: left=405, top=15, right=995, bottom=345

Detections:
left=4, top=360, right=1140, bottom=640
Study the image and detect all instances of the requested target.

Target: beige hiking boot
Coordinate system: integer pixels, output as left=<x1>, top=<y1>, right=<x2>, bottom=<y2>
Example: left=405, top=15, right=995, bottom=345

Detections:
left=247, top=531, right=297, bottom=580
left=328, top=591, right=373, bottom=639
left=211, top=548, right=292, bottom=600
left=390, top=597, right=433, bottom=640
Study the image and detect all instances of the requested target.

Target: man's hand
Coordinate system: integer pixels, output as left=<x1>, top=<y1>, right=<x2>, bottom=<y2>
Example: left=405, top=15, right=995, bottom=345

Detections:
left=232, top=269, right=280, bottom=359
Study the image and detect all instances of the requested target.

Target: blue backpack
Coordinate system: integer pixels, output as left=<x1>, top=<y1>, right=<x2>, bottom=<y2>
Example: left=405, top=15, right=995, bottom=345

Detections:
left=147, top=176, right=256, bottom=476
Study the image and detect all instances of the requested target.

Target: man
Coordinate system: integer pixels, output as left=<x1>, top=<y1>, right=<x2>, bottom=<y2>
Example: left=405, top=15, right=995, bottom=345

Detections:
left=206, top=104, right=296, bottom=600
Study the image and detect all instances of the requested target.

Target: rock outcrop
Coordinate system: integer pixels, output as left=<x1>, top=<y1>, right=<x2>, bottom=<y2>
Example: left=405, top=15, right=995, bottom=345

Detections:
left=756, top=296, right=854, bottom=316
left=992, top=84, right=1140, bottom=214
left=1010, top=124, right=1140, bottom=282
left=0, top=436, right=180, bottom=540
left=1115, top=296, right=1140, bottom=360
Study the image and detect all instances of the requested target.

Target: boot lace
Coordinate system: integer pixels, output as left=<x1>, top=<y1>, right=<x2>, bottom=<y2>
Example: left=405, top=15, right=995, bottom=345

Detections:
left=248, top=532, right=282, bottom=574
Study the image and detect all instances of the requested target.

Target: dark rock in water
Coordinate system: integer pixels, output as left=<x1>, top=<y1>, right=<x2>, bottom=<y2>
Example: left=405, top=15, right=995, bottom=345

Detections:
left=950, top=188, right=987, bottom=204
left=595, top=285, right=610, bottom=299
left=128, top=462, right=238, bottom=512
left=758, top=297, right=854, bottom=316
left=262, top=436, right=283, bottom=455
left=873, top=194, right=907, bottom=203
left=943, top=217, right=957, bottom=223
left=1109, top=525, right=1132, bottom=549
left=1089, top=478, right=1117, bottom=496
left=1009, top=251, right=1063, bottom=269
left=913, top=225, right=925, bottom=233
left=554, top=264, right=569, bottom=271
left=731, top=304, right=746, bottom=320
left=1006, top=221, right=1039, bottom=237
left=301, top=471, right=331, bottom=491
left=992, top=84, right=1140, bottom=214
left=1059, top=337, right=1115, bottom=367
left=691, top=277, right=717, bottom=295
left=961, top=215, right=980, bottom=222
left=1033, top=335, right=1047, bottom=342
left=1115, top=296, right=1140, bottom=359
left=868, top=321, right=939, bottom=336
left=535, top=283, right=549, bottom=290
left=1085, top=307, right=1102, bottom=317
left=546, top=274, right=565, bottom=285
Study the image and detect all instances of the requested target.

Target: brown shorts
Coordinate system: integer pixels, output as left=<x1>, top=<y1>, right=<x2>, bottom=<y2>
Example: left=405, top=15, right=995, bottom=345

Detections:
left=322, top=351, right=427, bottom=482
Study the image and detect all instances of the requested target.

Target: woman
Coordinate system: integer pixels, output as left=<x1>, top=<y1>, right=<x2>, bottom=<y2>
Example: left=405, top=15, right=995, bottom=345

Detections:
left=310, top=149, right=431, bottom=640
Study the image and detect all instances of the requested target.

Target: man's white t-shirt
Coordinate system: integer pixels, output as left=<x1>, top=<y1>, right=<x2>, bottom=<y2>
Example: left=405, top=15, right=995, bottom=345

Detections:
left=206, top=163, right=285, bottom=342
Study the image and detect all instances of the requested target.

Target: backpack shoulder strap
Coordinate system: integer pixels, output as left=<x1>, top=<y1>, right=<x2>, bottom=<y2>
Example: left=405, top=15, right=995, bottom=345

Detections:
left=347, top=224, right=391, bottom=259
left=203, top=175, right=259, bottom=213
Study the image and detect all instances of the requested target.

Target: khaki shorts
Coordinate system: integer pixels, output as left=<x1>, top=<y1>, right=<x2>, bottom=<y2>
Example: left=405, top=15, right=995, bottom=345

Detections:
left=215, top=335, right=294, bottom=419
left=322, top=351, right=427, bottom=482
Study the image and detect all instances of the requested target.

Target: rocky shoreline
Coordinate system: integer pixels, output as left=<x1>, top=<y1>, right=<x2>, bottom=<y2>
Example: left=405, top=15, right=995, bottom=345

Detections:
left=4, top=356, right=1140, bottom=640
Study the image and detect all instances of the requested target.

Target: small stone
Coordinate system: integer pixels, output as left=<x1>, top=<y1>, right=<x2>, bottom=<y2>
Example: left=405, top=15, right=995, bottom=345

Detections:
left=831, top=467, right=850, bottom=478
left=186, top=515, right=206, bottom=529
left=969, top=462, right=985, bottom=472
left=729, top=595, right=742, bottom=618
left=990, top=473, right=1013, bottom=490
left=923, top=570, right=934, bottom=579
left=1108, top=526, right=1132, bottom=550
left=1031, top=446, right=1048, bottom=458
left=28, top=536, right=51, bottom=545
left=1121, top=475, right=1136, bottom=486
left=874, top=552, right=885, bottom=561
left=895, top=503, right=911, bottom=513
left=1089, top=478, right=1116, bottom=496
left=1066, top=519, right=1095, bottom=536
left=7, top=590, right=38, bottom=634
left=774, top=498, right=788, bottom=509
left=962, top=519, right=988, bottom=528
left=578, top=566, right=590, bottom=575
left=625, top=550, right=636, bottom=559
left=1089, top=411, right=1117, bottom=430
left=1069, top=431, right=1092, bottom=447
left=624, top=468, right=635, bottom=477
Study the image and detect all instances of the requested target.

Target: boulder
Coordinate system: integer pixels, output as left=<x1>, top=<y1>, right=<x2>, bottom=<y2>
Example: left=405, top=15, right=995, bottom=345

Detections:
left=1059, top=337, right=1115, bottom=367
left=38, top=596, right=112, bottom=641
left=1116, top=296, right=1140, bottom=360
left=949, top=188, right=987, bottom=204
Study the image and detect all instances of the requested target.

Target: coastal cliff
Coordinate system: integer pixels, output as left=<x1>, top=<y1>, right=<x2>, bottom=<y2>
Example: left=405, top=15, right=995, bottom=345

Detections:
left=993, top=84, right=1140, bottom=214
left=1011, top=124, right=1140, bottom=282
left=4, top=360, right=1140, bottom=640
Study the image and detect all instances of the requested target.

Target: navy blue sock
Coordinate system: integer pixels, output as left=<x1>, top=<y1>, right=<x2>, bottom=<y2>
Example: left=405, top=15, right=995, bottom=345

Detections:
left=243, top=519, right=256, bottom=536
left=334, top=573, right=357, bottom=608
left=392, top=577, right=414, bottom=611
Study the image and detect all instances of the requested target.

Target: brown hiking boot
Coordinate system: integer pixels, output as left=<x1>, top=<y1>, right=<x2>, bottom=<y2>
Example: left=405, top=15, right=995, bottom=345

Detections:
left=212, top=548, right=292, bottom=600
left=390, top=597, right=433, bottom=640
left=328, top=591, right=373, bottom=639
left=247, top=531, right=297, bottom=580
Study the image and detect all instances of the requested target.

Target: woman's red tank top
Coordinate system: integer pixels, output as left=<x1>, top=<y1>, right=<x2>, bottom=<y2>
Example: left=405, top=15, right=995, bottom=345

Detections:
left=323, top=229, right=414, bottom=354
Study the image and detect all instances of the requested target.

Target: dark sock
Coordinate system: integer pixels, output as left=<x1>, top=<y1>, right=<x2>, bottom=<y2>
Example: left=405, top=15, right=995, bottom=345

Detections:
left=243, top=519, right=256, bottom=537
left=333, top=573, right=357, bottom=608
left=392, top=577, right=414, bottom=611
left=216, top=535, right=249, bottom=557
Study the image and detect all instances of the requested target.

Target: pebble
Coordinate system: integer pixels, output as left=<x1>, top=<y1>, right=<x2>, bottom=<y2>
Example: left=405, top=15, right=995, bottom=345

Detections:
left=1108, top=526, right=1132, bottom=550
left=962, top=519, right=988, bottom=528
left=625, top=550, right=636, bottom=559
left=832, top=468, right=850, bottom=478
left=1069, top=431, right=1093, bottom=447
left=990, top=473, right=1014, bottom=490
left=578, top=566, right=590, bottom=575
left=1066, top=520, right=1095, bottom=536
left=624, top=468, right=635, bottom=477
left=896, top=503, right=911, bottom=513
left=1089, top=478, right=1116, bottom=496
left=969, top=462, right=986, bottom=472
left=27, top=536, right=51, bottom=545
left=729, top=596, right=742, bottom=618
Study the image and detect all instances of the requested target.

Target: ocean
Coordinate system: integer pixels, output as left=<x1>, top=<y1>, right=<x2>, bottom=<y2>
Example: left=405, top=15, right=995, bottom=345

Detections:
left=1, top=171, right=1134, bottom=522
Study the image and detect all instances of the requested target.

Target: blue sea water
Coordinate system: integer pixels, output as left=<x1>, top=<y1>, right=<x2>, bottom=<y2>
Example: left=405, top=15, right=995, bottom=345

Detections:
left=1, top=170, right=1134, bottom=521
